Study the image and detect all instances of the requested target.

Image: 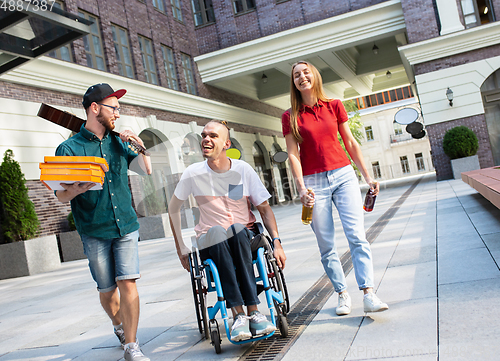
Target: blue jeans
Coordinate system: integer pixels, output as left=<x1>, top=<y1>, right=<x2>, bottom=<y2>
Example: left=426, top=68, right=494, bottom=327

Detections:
left=80, top=230, right=141, bottom=293
left=198, top=224, right=259, bottom=308
left=304, top=165, right=374, bottom=293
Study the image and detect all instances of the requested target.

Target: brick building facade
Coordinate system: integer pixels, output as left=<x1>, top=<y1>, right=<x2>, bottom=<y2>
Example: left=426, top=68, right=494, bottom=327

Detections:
left=2, top=0, right=500, bottom=239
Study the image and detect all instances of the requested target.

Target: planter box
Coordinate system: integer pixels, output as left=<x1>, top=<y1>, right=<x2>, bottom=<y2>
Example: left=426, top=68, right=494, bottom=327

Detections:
left=58, top=231, right=85, bottom=262
left=0, top=235, right=61, bottom=280
left=451, top=155, right=480, bottom=180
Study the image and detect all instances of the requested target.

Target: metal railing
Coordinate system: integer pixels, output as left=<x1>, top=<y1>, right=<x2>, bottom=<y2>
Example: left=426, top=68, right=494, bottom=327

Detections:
left=390, top=133, right=427, bottom=144
left=367, top=157, right=435, bottom=182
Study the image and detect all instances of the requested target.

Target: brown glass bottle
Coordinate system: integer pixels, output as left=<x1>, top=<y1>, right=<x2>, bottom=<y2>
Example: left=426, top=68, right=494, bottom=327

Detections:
left=363, top=188, right=376, bottom=212
left=301, top=188, right=314, bottom=225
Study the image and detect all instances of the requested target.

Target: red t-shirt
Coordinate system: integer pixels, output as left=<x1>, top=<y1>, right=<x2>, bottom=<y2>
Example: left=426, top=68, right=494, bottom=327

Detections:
left=282, top=99, right=351, bottom=176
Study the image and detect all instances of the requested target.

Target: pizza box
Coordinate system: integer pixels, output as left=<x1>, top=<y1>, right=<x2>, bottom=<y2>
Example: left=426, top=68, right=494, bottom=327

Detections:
left=39, top=162, right=104, bottom=172
left=43, top=156, right=109, bottom=172
left=41, top=168, right=105, bottom=178
left=40, top=174, right=104, bottom=191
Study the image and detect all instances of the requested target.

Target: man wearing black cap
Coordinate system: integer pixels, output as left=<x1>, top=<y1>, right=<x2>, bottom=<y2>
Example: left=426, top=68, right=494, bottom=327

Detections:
left=55, top=84, right=152, bottom=361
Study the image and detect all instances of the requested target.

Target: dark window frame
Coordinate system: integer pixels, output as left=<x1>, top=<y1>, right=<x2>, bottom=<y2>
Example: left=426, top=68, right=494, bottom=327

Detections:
left=191, top=0, right=215, bottom=26
left=181, top=53, right=196, bottom=95
left=138, top=35, right=159, bottom=85
left=460, top=0, right=495, bottom=28
left=47, top=1, right=73, bottom=62
left=78, top=10, right=107, bottom=71
left=111, top=24, right=135, bottom=79
left=365, top=126, right=374, bottom=141
left=153, top=0, right=166, bottom=12
left=400, top=156, right=410, bottom=174
left=232, top=0, right=256, bottom=15
left=171, top=0, right=183, bottom=22
left=372, top=161, right=382, bottom=179
left=161, top=45, right=179, bottom=90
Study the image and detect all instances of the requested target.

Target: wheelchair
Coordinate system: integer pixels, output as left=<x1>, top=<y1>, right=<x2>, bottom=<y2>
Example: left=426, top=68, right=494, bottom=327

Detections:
left=188, top=223, right=290, bottom=354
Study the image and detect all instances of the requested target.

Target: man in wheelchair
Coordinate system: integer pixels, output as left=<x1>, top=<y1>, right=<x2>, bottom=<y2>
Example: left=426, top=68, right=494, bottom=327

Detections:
left=169, top=120, right=287, bottom=342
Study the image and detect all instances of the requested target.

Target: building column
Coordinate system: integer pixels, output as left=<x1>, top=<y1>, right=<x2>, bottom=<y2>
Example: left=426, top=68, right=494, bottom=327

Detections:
left=435, top=0, right=465, bottom=35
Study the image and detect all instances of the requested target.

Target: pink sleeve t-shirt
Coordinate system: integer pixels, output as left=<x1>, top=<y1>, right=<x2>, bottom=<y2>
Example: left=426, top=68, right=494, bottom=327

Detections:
left=282, top=99, right=351, bottom=176
left=174, top=159, right=271, bottom=237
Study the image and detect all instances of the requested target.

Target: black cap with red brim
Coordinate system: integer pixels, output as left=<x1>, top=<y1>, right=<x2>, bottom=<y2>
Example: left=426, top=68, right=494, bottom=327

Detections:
left=82, top=83, right=126, bottom=108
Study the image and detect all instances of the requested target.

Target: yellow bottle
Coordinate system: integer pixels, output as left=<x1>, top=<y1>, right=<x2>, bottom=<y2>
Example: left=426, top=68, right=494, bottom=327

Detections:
left=301, top=188, right=314, bottom=225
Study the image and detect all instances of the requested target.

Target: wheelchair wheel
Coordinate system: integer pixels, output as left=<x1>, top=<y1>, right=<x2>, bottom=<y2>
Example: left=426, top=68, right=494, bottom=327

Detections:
left=278, top=314, right=289, bottom=338
left=265, top=246, right=290, bottom=314
left=210, top=326, right=222, bottom=354
left=189, top=253, right=210, bottom=340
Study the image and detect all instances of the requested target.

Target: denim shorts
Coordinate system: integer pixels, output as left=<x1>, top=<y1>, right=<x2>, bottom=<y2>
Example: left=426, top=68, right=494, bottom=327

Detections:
left=80, top=230, right=140, bottom=293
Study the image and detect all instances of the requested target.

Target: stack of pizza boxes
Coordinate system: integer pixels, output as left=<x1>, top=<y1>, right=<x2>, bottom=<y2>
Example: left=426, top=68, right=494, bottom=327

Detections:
left=39, top=156, right=109, bottom=191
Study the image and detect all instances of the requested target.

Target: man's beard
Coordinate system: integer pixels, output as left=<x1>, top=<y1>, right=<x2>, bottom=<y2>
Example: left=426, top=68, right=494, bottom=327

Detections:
left=96, top=113, right=115, bottom=131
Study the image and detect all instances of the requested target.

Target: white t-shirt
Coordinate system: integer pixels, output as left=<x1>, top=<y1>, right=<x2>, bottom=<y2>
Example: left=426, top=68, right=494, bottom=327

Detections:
left=174, top=159, right=271, bottom=237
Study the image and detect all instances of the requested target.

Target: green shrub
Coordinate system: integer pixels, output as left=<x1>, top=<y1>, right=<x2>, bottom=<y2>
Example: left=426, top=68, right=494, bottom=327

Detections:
left=0, top=150, right=40, bottom=243
left=67, top=212, right=76, bottom=231
left=442, top=126, right=479, bottom=160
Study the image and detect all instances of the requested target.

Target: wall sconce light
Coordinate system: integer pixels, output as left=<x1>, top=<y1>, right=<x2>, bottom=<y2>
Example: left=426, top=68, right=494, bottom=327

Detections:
left=386, top=70, right=392, bottom=79
left=446, top=87, right=453, bottom=106
left=372, top=44, right=379, bottom=55
left=261, top=73, right=268, bottom=84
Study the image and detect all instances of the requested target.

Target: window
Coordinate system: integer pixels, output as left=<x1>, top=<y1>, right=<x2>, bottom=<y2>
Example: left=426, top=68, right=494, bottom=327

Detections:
left=400, top=156, right=410, bottom=174
left=181, top=53, right=196, bottom=95
left=171, top=0, right=183, bottom=21
left=161, top=45, right=178, bottom=90
left=78, top=11, right=106, bottom=71
left=233, top=0, right=256, bottom=14
left=138, top=36, right=158, bottom=85
left=460, top=0, right=495, bottom=28
left=415, top=153, right=425, bottom=171
left=372, top=161, right=382, bottom=179
left=111, top=25, right=134, bottom=79
left=365, top=126, right=374, bottom=141
left=47, top=1, right=72, bottom=62
left=153, top=0, right=165, bottom=12
left=394, top=122, right=403, bottom=136
left=191, top=0, right=215, bottom=26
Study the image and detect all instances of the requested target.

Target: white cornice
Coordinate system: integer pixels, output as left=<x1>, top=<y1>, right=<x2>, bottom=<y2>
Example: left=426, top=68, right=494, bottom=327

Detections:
left=0, top=56, right=282, bottom=132
left=399, top=21, right=500, bottom=65
left=194, top=0, right=405, bottom=83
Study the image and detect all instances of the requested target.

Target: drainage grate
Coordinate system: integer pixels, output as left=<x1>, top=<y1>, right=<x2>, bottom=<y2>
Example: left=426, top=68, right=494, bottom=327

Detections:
left=239, top=177, right=423, bottom=361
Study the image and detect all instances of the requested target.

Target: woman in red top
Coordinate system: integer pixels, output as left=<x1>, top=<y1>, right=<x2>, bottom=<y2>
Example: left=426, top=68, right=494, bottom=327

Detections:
left=282, top=61, right=388, bottom=315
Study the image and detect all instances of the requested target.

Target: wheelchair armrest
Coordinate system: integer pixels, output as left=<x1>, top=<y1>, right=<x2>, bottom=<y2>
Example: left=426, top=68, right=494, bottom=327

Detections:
left=252, top=222, right=264, bottom=235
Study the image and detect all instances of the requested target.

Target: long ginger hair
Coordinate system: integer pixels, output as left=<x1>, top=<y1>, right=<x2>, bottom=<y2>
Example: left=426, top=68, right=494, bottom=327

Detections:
left=289, top=61, right=329, bottom=143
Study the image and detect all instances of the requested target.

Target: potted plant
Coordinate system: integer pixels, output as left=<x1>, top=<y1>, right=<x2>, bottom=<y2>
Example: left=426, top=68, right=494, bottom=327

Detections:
left=0, top=149, right=60, bottom=279
left=58, top=211, right=86, bottom=262
left=443, top=126, right=480, bottom=179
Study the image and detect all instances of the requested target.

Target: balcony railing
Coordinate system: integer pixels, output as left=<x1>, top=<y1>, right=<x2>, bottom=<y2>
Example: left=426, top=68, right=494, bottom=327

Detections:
left=390, top=133, right=427, bottom=144
left=364, top=157, right=435, bottom=182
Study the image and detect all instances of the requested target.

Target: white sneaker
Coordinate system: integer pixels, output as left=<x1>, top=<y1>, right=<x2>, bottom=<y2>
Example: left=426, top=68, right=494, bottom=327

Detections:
left=363, top=292, right=388, bottom=313
left=249, top=310, right=276, bottom=336
left=124, top=342, right=150, bottom=361
left=336, top=292, right=351, bottom=315
left=230, top=313, right=252, bottom=341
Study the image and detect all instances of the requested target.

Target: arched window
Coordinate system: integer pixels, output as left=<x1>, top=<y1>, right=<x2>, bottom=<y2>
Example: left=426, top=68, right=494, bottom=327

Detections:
left=182, top=133, right=203, bottom=167
left=133, top=129, right=172, bottom=217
